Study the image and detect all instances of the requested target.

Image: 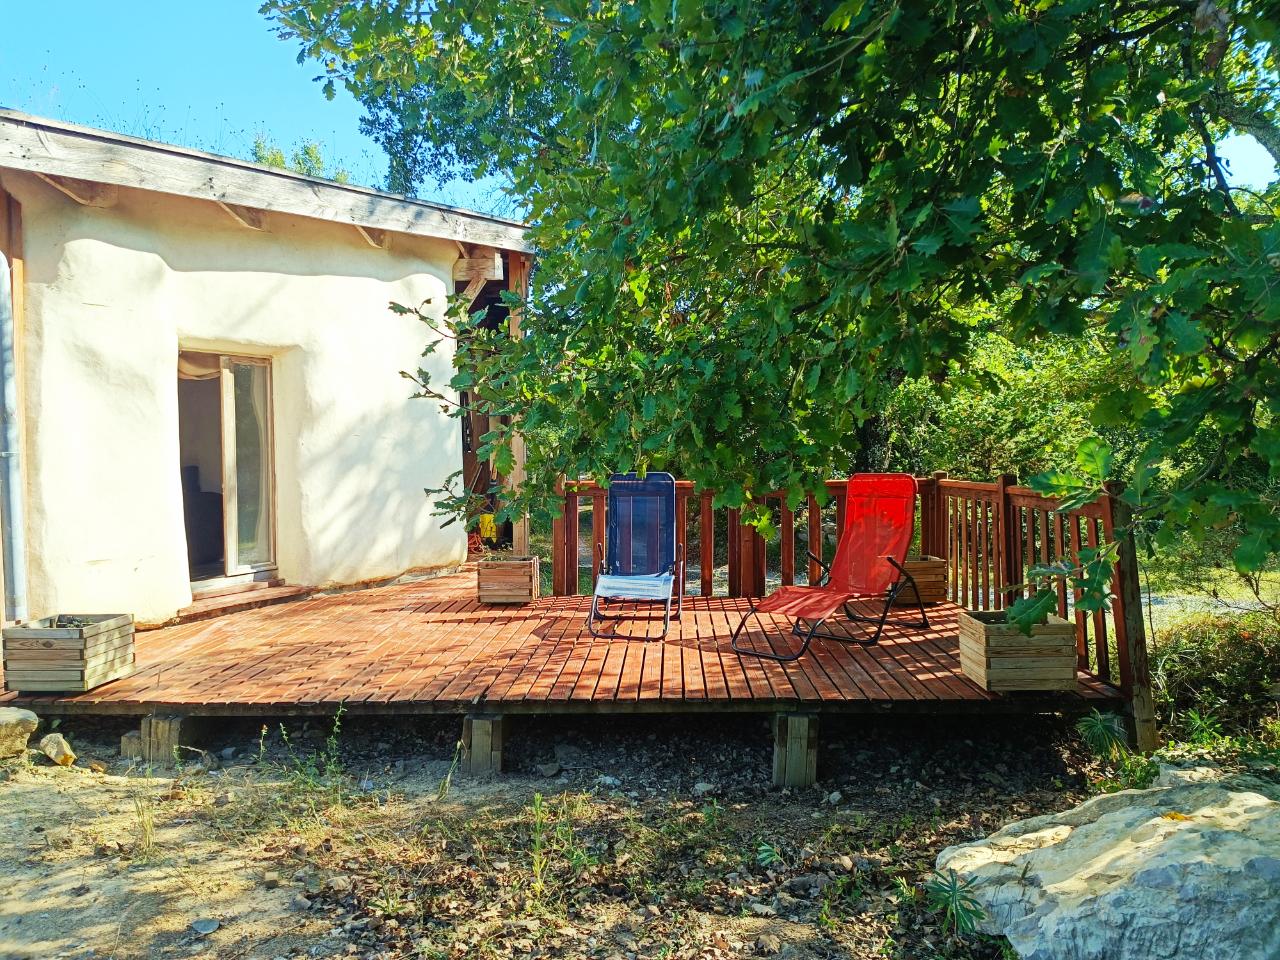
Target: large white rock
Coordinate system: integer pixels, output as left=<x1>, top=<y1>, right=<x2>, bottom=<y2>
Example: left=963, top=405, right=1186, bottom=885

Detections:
left=0, top=706, right=39, bottom=757
left=937, top=768, right=1280, bottom=960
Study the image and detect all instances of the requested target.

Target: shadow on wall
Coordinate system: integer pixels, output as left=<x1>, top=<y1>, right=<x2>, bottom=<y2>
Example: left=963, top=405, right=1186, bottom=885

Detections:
left=19, top=178, right=459, bottom=289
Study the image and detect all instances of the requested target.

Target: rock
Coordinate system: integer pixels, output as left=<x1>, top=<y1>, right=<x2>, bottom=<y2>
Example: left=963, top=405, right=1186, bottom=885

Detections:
left=262, top=871, right=280, bottom=890
left=1153, top=763, right=1225, bottom=788
left=835, top=854, right=855, bottom=872
left=289, top=894, right=312, bottom=911
left=755, top=933, right=782, bottom=954
left=190, top=918, right=220, bottom=936
left=326, top=874, right=353, bottom=893
left=88, top=759, right=108, bottom=774
left=213, top=791, right=232, bottom=807
left=692, top=781, right=717, bottom=797
left=826, top=790, right=843, bottom=805
left=783, top=873, right=832, bottom=896
left=536, top=761, right=563, bottom=777
left=937, top=773, right=1280, bottom=960
left=747, top=901, right=777, bottom=917
left=554, top=743, right=584, bottom=765
left=598, top=775, right=621, bottom=789
left=0, top=707, right=38, bottom=757
left=220, top=746, right=237, bottom=761
left=39, top=732, right=76, bottom=766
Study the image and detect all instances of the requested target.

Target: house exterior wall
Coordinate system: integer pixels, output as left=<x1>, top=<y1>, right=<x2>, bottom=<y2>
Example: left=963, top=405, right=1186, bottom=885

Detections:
left=1, top=171, right=466, bottom=623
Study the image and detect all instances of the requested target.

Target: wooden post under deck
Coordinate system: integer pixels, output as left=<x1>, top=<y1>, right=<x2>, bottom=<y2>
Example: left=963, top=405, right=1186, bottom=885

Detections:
left=772, top=713, right=818, bottom=788
left=462, top=713, right=505, bottom=776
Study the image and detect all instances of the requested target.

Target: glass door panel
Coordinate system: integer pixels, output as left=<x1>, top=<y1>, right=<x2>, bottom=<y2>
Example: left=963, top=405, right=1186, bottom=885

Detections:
left=222, top=358, right=275, bottom=572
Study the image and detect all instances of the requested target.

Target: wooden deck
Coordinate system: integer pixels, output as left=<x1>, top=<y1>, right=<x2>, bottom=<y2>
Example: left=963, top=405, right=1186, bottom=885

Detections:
left=0, top=569, right=1120, bottom=717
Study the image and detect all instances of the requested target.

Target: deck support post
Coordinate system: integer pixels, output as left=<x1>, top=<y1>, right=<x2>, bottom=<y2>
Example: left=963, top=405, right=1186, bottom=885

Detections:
left=139, top=714, right=207, bottom=766
left=462, top=713, right=505, bottom=777
left=772, top=713, right=818, bottom=788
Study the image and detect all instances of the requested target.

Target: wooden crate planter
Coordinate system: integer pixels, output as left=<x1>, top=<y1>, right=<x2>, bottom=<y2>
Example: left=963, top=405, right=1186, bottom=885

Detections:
left=2, top=614, right=135, bottom=693
left=477, top=556, right=541, bottom=604
left=958, top=610, right=1077, bottom=692
left=893, top=555, right=947, bottom=606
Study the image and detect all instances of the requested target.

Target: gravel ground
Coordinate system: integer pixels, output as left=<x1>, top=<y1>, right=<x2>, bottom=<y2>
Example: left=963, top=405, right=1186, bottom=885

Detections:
left=2, top=711, right=1099, bottom=960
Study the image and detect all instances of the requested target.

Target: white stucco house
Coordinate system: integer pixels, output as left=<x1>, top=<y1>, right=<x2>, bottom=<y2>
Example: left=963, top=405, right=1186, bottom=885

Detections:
left=0, top=110, right=530, bottom=625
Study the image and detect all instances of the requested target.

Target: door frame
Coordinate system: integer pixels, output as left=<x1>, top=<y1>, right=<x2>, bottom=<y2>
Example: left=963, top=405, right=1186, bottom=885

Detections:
left=219, top=354, right=277, bottom=576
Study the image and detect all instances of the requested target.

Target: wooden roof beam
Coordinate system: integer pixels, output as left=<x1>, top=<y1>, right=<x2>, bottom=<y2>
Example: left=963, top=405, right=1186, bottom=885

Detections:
left=216, top=201, right=266, bottom=231
left=355, top=224, right=389, bottom=249
left=454, top=246, right=503, bottom=283
left=35, top=172, right=117, bottom=207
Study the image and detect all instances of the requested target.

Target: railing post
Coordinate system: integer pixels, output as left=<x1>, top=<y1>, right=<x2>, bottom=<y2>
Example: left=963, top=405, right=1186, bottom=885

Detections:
left=675, top=487, right=688, bottom=606
left=700, top=492, right=714, bottom=597
left=996, top=473, right=1017, bottom=604
left=727, top=507, right=741, bottom=597
left=779, top=500, right=795, bottom=586
left=1102, top=482, right=1157, bottom=753
left=591, top=489, right=606, bottom=588
left=806, top=494, right=822, bottom=585
left=551, top=478, right=568, bottom=596
left=564, top=485, right=580, bottom=596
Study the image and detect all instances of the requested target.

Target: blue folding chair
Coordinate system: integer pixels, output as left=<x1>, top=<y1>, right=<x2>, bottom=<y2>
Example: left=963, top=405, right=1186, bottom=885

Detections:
left=587, top=472, right=684, bottom=640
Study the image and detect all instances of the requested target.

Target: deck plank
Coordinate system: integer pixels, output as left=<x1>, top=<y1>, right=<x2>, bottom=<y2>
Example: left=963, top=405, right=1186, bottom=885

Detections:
left=0, top=568, right=1123, bottom=716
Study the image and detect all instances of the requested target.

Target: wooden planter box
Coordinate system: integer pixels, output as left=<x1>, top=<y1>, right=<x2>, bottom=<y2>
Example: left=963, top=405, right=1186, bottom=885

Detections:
left=893, top=555, right=948, bottom=606
left=2, top=614, right=135, bottom=693
left=958, top=610, right=1077, bottom=692
left=477, top=556, right=541, bottom=604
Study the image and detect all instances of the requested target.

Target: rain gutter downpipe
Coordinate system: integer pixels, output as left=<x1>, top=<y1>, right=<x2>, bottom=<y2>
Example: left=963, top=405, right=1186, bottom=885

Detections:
left=0, top=252, right=27, bottom=622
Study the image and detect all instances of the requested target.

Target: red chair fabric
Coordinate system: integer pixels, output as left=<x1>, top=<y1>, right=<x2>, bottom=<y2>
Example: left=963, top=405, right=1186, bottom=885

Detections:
left=755, top=474, right=917, bottom=622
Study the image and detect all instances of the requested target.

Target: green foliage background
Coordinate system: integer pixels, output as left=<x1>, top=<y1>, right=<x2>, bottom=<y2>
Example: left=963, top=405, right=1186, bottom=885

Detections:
left=263, top=0, right=1280, bottom=612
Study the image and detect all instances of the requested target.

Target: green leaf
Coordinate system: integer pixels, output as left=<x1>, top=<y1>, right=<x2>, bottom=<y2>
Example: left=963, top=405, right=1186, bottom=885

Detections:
left=1074, top=437, right=1113, bottom=482
left=1007, top=589, right=1057, bottom=635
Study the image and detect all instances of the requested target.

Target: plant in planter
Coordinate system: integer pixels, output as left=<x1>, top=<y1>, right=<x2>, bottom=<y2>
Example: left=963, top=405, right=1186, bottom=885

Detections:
left=958, top=541, right=1118, bottom=691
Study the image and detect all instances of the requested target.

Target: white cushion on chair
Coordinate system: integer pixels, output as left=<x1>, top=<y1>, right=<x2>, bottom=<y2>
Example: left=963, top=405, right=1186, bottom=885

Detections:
left=594, top=573, right=675, bottom=601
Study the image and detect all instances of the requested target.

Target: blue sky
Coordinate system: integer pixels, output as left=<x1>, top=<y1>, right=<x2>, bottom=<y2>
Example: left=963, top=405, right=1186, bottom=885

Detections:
left=0, top=3, right=1274, bottom=206
left=0, top=2, right=507, bottom=212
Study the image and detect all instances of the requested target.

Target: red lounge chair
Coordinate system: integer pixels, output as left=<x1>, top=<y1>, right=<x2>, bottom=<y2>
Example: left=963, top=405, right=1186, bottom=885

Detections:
left=731, top=473, right=930, bottom=661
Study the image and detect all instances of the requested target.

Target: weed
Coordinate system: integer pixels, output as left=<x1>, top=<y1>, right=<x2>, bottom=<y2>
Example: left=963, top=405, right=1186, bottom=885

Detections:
left=529, top=793, right=550, bottom=901
left=755, top=840, right=785, bottom=869
left=1180, top=707, right=1225, bottom=745
left=132, top=793, right=155, bottom=859
left=817, top=874, right=865, bottom=928
left=1076, top=709, right=1127, bottom=761
left=923, top=869, right=984, bottom=936
left=892, top=875, right=916, bottom=903
left=436, top=739, right=463, bottom=801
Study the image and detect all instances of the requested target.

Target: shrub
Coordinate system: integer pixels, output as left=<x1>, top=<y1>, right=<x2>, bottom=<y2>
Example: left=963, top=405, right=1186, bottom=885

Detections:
left=1152, top=613, right=1280, bottom=737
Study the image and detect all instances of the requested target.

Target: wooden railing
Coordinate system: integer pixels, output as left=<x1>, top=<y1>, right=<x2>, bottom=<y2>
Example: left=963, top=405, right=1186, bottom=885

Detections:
left=552, top=473, right=1154, bottom=746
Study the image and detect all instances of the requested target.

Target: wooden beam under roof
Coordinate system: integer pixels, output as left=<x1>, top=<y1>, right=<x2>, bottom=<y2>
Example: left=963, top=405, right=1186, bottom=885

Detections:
left=355, top=224, right=389, bottom=249
left=34, top=173, right=117, bottom=207
left=453, top=247, right=503, bottom=282
left=216, top=201, right=266, bottom=231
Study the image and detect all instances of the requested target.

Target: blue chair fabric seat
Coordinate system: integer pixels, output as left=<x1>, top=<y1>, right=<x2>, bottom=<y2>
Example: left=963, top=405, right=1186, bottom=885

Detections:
left=587, top=471, right=683, bottom=640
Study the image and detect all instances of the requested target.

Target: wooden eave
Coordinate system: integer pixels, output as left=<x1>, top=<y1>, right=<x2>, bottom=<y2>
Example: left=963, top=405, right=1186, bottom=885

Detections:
left=0, top=109, right=530, bottom=253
